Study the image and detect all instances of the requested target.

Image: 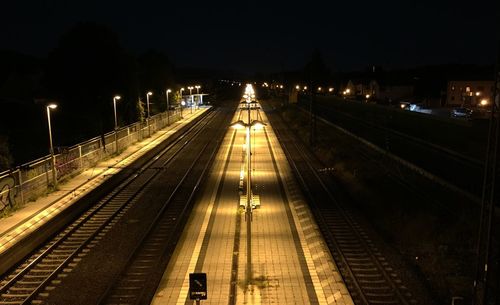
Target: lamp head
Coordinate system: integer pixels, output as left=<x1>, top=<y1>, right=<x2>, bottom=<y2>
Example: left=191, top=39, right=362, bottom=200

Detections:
left=147, top=92, right=153, bottom=96
left=48, top=104, right=57, bottom=109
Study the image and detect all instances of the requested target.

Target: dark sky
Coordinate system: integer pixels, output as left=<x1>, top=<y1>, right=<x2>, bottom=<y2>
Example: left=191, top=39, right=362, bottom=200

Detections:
left=1, top=0, right=499, bottom=73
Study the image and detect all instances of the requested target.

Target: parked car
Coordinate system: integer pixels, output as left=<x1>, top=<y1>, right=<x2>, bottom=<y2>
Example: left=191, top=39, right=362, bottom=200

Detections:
left=451, top=107, right=473, bottom=118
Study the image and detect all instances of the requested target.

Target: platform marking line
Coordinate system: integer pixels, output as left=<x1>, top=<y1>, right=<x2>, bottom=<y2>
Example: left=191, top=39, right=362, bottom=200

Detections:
left=174, top=128, right=234, bottom=305
left=266, top=122, right=355, bottom=305
left=265, top=130, right=329, bottom=305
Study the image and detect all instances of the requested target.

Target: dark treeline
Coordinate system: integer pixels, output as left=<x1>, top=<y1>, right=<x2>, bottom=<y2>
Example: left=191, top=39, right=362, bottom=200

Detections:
left=0, top=22, right=183, bottom=170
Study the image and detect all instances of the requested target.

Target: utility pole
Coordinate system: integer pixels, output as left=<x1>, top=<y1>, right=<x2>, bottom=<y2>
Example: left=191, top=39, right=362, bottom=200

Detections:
left=473, top=42, right=500, bottom=305
left=245, top=101, right=252, bottom=284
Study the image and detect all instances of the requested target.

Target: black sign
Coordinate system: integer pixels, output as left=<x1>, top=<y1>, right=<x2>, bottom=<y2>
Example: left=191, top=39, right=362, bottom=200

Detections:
left=189, top=273, right=207, bottom=300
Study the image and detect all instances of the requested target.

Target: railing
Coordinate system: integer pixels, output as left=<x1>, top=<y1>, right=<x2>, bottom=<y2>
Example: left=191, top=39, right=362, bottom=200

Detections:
left=0, top=109, right=181, bottom=214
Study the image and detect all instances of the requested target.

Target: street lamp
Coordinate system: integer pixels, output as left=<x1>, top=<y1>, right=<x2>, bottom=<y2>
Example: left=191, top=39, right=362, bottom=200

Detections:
left=166, top=89, right=172, bottom=125
left=180, top=88, right=185, bottom=118
left=180, top=100, right=185, bottom=119
left=146, top=91, right=153, bottom=137
left=195, top=85, right=201, bottom=109
left=113, top=95, right=121, bottom=153
left=230, top=92, right=265, bottom=285
left=46, top=104, right=57, bottom=188
left=188, top=86, right=194, bottom=113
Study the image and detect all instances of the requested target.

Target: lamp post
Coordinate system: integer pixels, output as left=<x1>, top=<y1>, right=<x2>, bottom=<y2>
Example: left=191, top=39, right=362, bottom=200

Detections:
left=231, top=87, right=265, bottom=285
left=166, top=89, right=172, bottom=125
left=113, top=95, right=121, bottom=153
left=188, top=86, right=194, bottom=113
left=195, top=85, right=201, bottom=109
left=146, top=91, right=153, bottom=137
left=46, top=104, right=57, bottom=188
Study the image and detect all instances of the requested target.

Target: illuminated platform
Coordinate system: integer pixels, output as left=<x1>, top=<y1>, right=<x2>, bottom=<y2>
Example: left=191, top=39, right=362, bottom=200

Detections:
left=152, top=104, right=353, bottom=305
left=0, top=109, right=208, bottom=256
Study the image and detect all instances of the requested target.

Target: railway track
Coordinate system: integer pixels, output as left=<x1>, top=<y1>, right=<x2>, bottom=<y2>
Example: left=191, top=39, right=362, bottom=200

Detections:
left=267, top=109, right=417, bottom=305
left=99, top=110, right=233, bottom=305
left=0, top=110, right=220, bottom=305
left=303, top=100, right=483, bottom=197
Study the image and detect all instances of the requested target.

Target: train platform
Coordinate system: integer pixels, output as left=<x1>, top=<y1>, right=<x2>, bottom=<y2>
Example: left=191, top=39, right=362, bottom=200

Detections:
left=0, top=108, right=208, bottom=256
left=151, top=109, right=353, bottom=304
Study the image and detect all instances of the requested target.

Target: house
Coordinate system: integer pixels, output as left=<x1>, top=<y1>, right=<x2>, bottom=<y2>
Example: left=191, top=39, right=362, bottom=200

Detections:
left=446, top=80, right=494, bottom=107
left=344, top=78, right=414, bottom=103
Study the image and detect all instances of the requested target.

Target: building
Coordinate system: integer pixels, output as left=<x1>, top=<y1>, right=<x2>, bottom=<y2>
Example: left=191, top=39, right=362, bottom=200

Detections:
left=344, top=79, right=414, bottom=103
left=446, top=80, right=494, bottom=107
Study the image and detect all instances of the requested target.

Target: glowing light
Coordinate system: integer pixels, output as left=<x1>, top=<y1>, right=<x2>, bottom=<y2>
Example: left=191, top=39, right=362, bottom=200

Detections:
left=476, top=91, right=481, bottom=96
left=346, top=89, right=351, bottom=94
left=296, top=85, right=300, bottom=90
left=365, top=94, right=370, bottom=99
left=48, top=104, right=57, bottom=109
left=480, top=99, right=488, bottom=106
left=147, top=92, right=153, bottom=96
left=114, top=95, right=121, bottom=100
left=328, top=88, right=333, bottom=92
left=252, top=122, right=265, bottom=130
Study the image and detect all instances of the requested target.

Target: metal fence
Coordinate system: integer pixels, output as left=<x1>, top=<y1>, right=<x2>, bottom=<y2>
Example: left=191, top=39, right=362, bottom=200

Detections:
left=0, top=109, right=181, bottom=213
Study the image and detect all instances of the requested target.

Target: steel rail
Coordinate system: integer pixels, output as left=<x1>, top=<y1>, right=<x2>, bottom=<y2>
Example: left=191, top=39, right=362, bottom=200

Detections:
left=0, top=111, right=217, bottom=305
left=268, top=110, right=414, bottom=305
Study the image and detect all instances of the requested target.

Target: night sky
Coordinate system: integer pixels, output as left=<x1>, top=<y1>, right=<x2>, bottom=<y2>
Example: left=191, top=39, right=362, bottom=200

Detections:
left=1, top=0, right=499, bottom=74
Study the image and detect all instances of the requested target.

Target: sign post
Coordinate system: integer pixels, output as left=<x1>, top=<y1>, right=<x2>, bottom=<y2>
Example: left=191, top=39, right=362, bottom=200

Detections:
left=189, top=273, right=207, bottom=304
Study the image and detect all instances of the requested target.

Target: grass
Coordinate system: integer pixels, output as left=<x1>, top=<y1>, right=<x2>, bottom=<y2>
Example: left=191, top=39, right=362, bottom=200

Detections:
left=270, top=99, right=479, bottom=304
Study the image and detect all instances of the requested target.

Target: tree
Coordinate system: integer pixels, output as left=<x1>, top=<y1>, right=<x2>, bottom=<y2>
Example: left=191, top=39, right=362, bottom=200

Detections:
left=44, top=22, right=139, bottom=144
left=137, top=50, right=176, bottom=113
left=0, top=136, right=13, bottom=172
left=303, top=49, right=330, bottom=87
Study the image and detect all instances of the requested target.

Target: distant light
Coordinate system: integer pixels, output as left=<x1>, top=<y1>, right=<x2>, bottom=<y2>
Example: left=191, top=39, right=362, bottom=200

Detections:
left=400, top=104, right=406, bottom=109
left=147, top=91, right=153, bottom=96
left=317, top=87, right=322, bottom=91
left=365, top=94, right=370, bottom=99
left=48, top=104, right=57, bottom=109
left=476, top=91, right=481, bottom=96
left=167, top=89, right=172, bottom=93
left=328, top=88, right=334, bottom=92
left=346, top=89, right=351, bottom=94
left=181, top=101, right=186, bottom=106
left=114, top=95, right=121, bottom=100
left=480, top=99, right=488, bottom=106
left=295, top=85, right=300, bottom=90
left=303, top=86, right=308, bottom=90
